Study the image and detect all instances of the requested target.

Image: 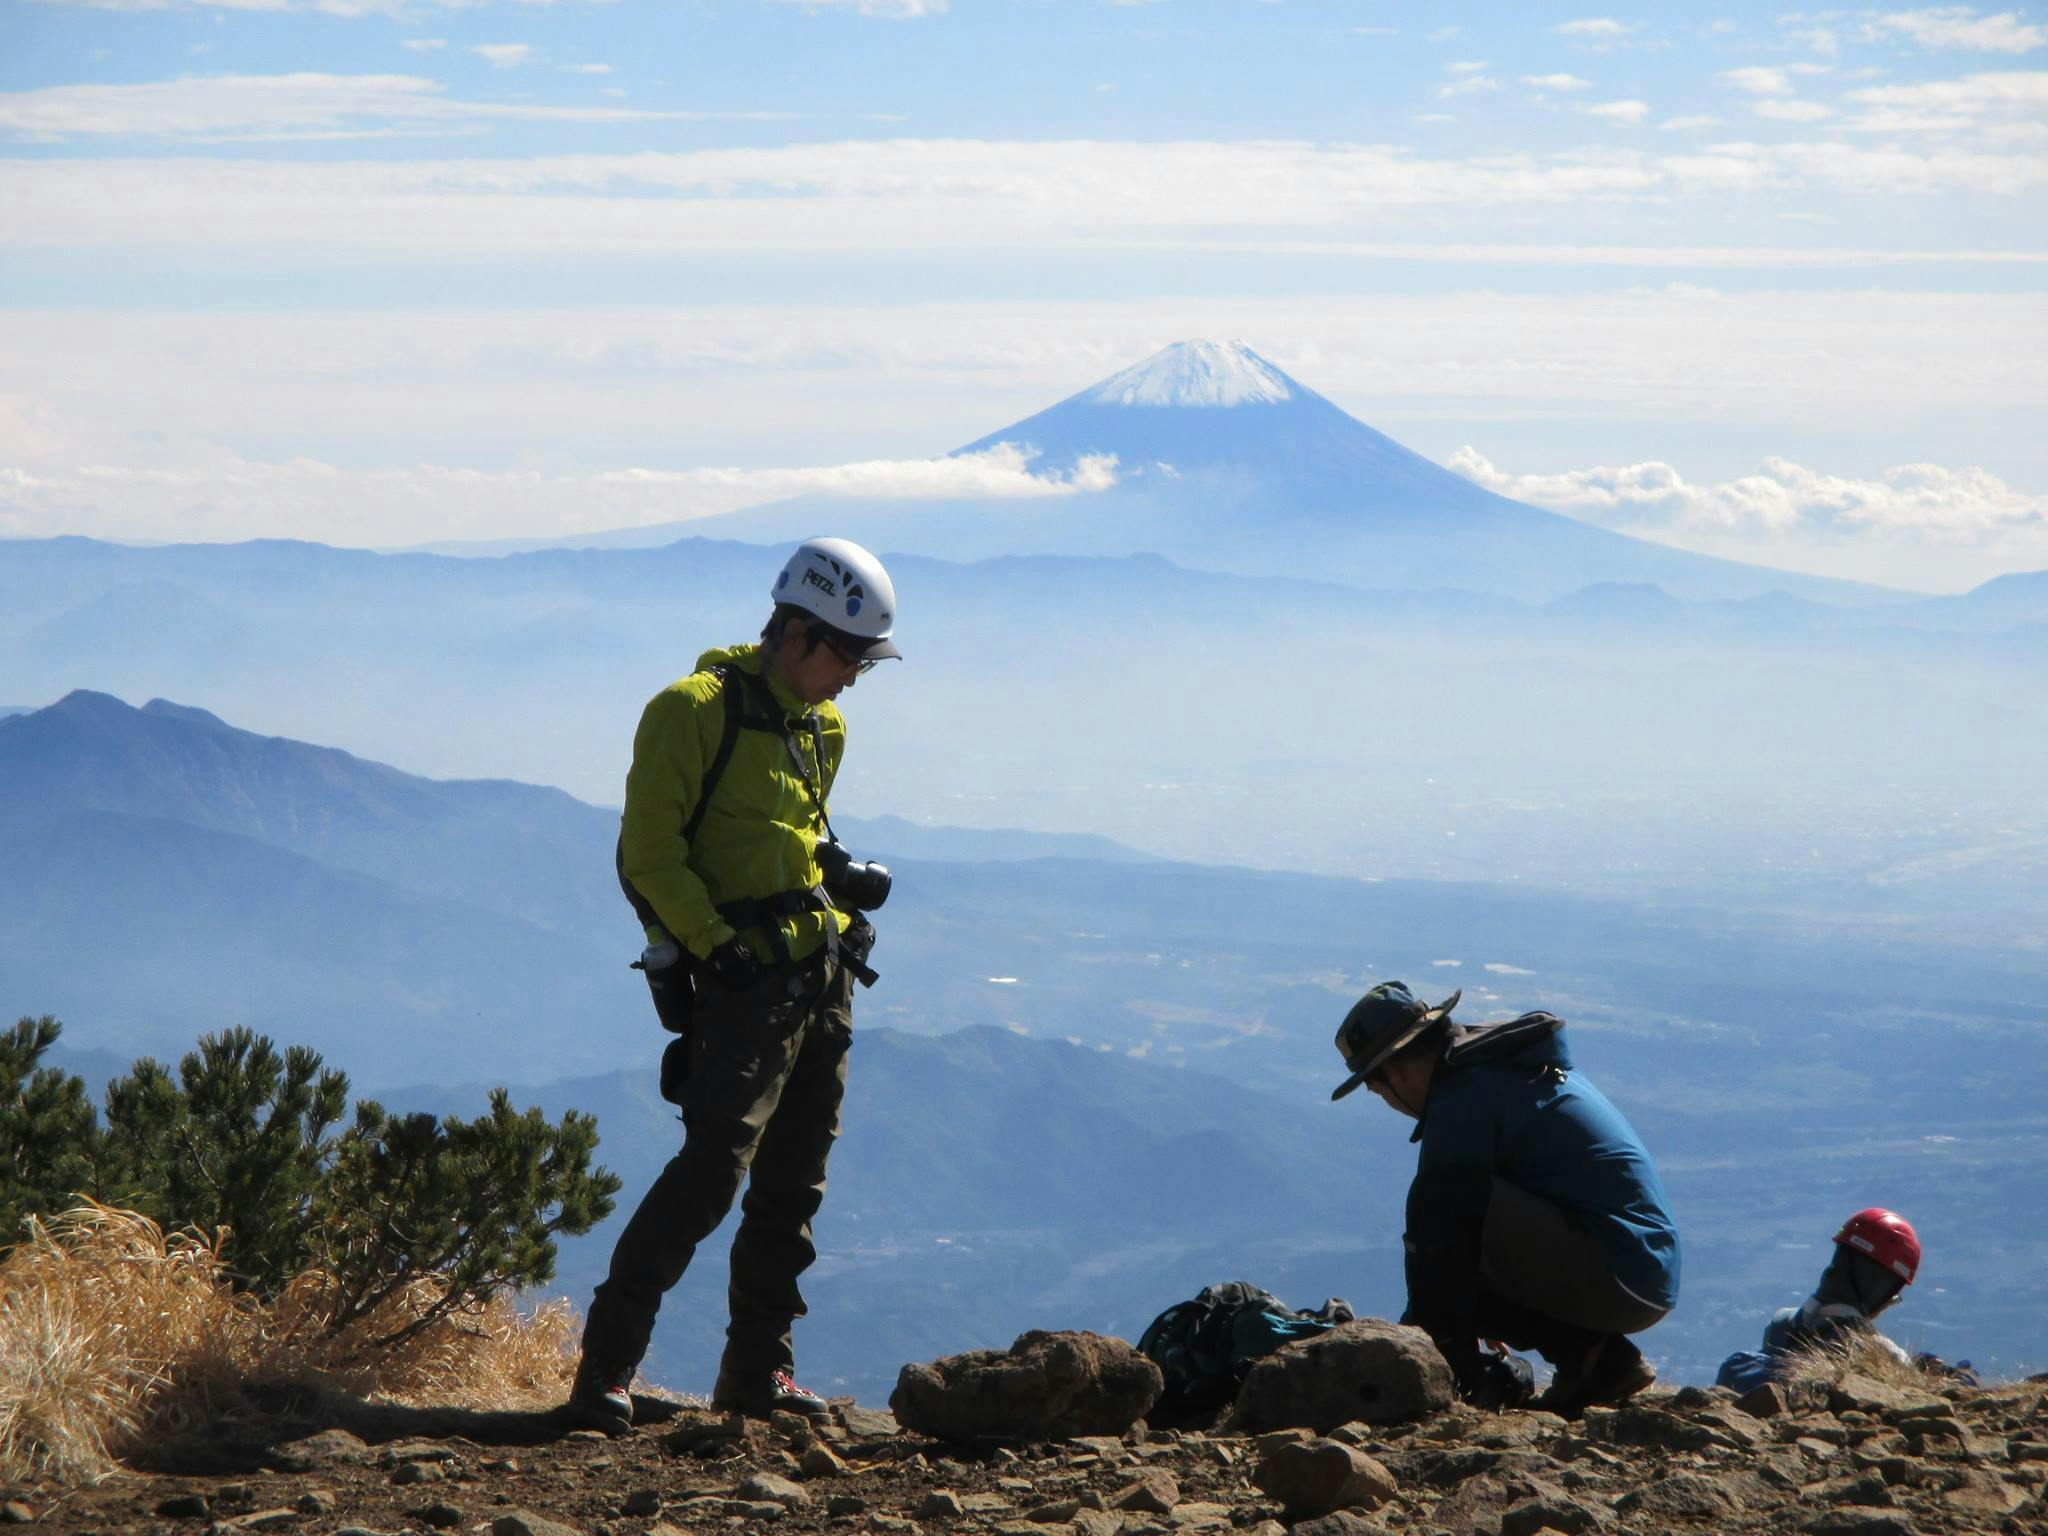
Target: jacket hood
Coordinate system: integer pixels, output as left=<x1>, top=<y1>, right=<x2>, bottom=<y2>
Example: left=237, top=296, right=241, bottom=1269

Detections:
left=1441, top=1011, right=1568, bottom=1071
left=1408, top=1012, right=1571, bottom=1142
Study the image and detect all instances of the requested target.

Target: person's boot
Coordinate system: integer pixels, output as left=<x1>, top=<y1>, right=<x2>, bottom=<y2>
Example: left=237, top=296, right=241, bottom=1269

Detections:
left=1537, top=1334, right=1655, bottom=1418
left=566, top=1354, right=636, bottom=1436
left=710, top=1366, right=831, bottom=1419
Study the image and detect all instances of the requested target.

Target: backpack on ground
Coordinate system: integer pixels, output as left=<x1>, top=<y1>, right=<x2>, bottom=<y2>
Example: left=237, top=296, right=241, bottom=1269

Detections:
left=1137, top=1281, right=1354, bottom=1425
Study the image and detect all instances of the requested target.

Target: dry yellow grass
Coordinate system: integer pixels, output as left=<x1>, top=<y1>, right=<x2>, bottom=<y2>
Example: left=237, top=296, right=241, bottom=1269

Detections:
left=0, top=1202, right=579, bottom=1486
left=1773, top=1326, right=1958, bottom=1391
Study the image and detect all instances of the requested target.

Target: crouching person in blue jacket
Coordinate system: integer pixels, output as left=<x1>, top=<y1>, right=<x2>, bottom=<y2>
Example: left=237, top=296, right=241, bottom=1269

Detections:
left=1333, top=982, right=1681, bottom=1416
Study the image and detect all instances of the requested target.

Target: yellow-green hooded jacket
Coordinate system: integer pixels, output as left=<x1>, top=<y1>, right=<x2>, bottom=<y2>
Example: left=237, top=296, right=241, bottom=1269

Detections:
left=619, top=644, right=847, bottom=964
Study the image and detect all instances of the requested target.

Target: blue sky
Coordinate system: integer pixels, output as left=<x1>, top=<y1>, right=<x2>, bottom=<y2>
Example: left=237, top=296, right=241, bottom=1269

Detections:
left=1, top=0, right=2044, bottom=588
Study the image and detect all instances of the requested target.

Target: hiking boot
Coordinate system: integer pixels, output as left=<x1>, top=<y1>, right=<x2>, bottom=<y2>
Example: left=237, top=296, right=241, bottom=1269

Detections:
left=710, top=1367, right=831, bottom=1419
left=566, top=1355, right=635, bottom=1436
left=1537, top=1335, right=1655, bottom=1418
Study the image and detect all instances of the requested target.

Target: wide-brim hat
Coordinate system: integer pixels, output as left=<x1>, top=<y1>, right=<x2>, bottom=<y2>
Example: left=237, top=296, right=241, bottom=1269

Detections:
left=1330, top=981, right=1461, bottom=1101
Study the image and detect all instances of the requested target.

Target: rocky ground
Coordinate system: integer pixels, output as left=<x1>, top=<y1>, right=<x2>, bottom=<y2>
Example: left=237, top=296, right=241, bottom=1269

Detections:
left=7, top=1351, right=2047, bottom=1536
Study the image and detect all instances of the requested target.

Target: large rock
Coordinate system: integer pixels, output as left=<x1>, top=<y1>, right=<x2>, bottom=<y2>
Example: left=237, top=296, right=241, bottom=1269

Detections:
left=890, top=1330, right=1163, bottom=1441
left=1231, top=1320, right=1453, bottom=1432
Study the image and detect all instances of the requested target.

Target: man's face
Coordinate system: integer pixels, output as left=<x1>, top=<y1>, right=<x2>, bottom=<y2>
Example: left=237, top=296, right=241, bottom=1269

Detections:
left=782, top=624, right=865, bottom=705
left=1366, top=1054, right=1432, bottom=1120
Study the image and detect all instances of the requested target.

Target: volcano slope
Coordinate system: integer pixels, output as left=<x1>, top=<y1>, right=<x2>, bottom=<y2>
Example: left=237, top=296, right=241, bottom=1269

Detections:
left=15, top=1351, right=2045, bottom=1536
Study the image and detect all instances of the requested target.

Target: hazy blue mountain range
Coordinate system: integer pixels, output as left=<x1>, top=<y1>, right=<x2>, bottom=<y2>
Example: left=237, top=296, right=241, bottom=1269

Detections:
left=15, top=694, right=2047, bottom=1393
left=3, top=535, right=2043, bottom=923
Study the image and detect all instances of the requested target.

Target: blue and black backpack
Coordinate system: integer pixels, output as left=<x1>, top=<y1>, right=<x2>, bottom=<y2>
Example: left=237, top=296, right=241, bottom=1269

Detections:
left=1137, top=1281, right=1354, bottom=1425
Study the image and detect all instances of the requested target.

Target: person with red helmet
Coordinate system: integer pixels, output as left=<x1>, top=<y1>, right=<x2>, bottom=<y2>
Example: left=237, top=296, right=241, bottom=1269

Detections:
left=1715, top=1207, right=1921, bottom=1393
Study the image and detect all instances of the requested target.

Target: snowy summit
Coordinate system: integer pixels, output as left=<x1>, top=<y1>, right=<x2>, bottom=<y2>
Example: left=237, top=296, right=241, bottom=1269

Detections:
left=1086, top=340, right=1294, bottom=409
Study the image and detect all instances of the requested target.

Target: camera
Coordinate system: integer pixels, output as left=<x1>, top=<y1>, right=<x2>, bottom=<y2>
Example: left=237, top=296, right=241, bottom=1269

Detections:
left=816, top=840, right=892, bottom=911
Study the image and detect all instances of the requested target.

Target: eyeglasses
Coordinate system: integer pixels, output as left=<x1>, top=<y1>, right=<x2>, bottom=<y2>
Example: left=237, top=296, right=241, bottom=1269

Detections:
left=818, top=634, right=879, bottom=675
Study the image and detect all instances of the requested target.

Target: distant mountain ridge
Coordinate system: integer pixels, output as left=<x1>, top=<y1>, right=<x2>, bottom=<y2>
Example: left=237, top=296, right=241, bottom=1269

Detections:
left=540, top=340, right=1897, bottom=605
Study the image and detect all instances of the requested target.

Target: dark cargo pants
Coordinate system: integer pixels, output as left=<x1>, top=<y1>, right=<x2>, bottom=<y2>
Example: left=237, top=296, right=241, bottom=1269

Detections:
left=1474, top=1177, right=1670, bottom=1367
left=582, top=952, right=853, bottom=1379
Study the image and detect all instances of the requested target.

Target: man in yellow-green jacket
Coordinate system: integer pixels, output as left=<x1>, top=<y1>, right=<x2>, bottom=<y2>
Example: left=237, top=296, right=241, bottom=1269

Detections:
left=570, top=538, right=901, bottom=1432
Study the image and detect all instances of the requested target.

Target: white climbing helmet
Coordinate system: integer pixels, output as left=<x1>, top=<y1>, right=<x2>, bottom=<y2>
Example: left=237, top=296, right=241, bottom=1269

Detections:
left=773, top=537, right=901, bottom=660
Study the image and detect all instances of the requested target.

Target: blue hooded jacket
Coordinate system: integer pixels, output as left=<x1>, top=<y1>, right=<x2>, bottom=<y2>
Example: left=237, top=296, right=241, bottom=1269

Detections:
left=1404, top=1015, right=1681, bottom=1318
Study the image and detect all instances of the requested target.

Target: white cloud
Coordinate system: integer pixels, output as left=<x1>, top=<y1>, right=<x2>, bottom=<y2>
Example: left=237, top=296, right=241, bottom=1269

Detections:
left=1523, top=73, right=1594, bottom=91
left=1449, top=447, right=2048, bottom=586
left=1845, top=68, right=2048, bottom=135
left=1438, top=74, right=1500, bottom=98
left=401, top=39, right=448, bottom=53
left=1448, top=60, right=1489, bottom=74
left=1871, top=8, right=2048, bottom=54
left=0, top=74, right=781, bottom=140
left=0, top=441, right=1115, bottom=545
left=3, top=133, right=2045, bottom=253
left=1658, top=113, right=1725, bottom=130
left=471, top=43, right=534, bottom=70
left=1558, top=18, right=1630, bottom=38
left=1587, top=99, right=1651, bottom=123
left=1720, top=65, right=1796, bottom=95
left=1754, top=99, right=1835, bottom=121
left=563, top=63, right=613, bottom=74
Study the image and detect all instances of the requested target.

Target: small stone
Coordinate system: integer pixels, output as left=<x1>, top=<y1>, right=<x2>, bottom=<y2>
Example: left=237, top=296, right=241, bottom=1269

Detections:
left=216, top=1484, right=255, bottom=1510
left=1500, top=1493, right=1605, bottom=1536
left=918, top=1491, right=965, bottom=1519
left=293, top=1492, right=337, bottom=1517
left=825, top=1493, right=868, bottom=1516
left=1738, top=1382, right=1790, bottom=1419
left=1074, top=1512, right=1122, bottom=1536
left=837, top=1404, right=901, bottom=1439
left=870, top=1519, right=919, bottom=1535
left=736, top=1472, right=811, bottom=1511
left=274, top=1429, right=371, bottom=1471
left=1026, top=1499, right=1085, bottom=1523
left=1939, top=1467, right=2030, bottom=1515
left=1614, top=1471, right=1745, bottom=1521
left=1109, top=1468, right=1181, bottom=1514
left=1254, top=1438, right=1396, bottom=1516
left=720, top=1501, right=788, bottom=1520
left=1254, top=1428, right=1315, bottom=1456
left=620, top=1490, right=662, bottom=1517
left=481, top=1459, right=520, bottom=1474
left=1166, top=1500, right=1234, bottom=1528
left=233, top=1512, right=297, bottom=1532
left=960, top=1493, right=1016, bottom=1515
left=419, top=1504, right=463, bottom=1530
left=801, top=1444, right=847, bottom=1478
left=384, top=1441, right=461, bottom=1465
left=993, top=1446, right=1022, bottom=1465
left=1801, top=1513, right=1920, bottom=1536
left=0, top=1506, right=31, bottom=1526
left=492, top=1512, right=588, bottom=1536
left=394, top=1462, right=447, bottom=1487
left=158, top=1495, right=211, bottom=1519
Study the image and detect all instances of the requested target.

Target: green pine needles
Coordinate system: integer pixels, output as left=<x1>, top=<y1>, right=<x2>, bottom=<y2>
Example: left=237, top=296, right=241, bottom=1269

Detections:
left=1, top=1016, right=621, bottom=1343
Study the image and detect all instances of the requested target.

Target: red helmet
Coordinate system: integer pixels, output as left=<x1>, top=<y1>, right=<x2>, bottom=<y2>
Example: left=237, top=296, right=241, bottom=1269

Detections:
left=1835, top=1208, right=1920, bottom=1284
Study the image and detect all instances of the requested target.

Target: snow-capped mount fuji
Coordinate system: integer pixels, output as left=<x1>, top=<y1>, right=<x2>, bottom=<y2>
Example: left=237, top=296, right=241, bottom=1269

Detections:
left=1084, top=338, right=1294, bottom=407
left=678, top=340, right=1881, bottom=603
left=951, top=339, right=1484, bottom=505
